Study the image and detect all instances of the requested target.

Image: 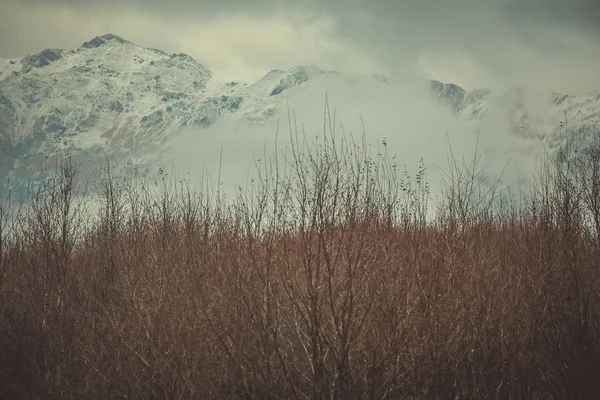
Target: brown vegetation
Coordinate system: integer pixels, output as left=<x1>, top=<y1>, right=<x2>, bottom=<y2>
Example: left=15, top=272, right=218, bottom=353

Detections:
left=1, top=113, right=600, bottom=399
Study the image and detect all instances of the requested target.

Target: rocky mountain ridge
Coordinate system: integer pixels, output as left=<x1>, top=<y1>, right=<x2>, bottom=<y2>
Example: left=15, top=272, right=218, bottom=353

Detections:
left=1, top=33, right=599, bottom=181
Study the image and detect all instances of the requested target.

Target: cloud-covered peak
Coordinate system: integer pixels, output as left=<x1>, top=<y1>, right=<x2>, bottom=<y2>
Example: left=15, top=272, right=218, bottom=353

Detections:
left=429, top=80, right=468, bottom=113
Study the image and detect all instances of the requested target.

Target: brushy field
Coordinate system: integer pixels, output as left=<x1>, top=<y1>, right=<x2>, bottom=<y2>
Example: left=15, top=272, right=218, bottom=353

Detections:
left=1, top=114, right=600, bottom=399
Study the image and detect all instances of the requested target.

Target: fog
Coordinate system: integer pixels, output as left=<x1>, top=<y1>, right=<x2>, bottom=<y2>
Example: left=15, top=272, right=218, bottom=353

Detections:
left=156, top=74, right=545, bottom=201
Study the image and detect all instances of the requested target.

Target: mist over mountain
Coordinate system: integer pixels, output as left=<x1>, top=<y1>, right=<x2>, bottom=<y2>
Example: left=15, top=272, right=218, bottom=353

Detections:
left=1, top=34, right=598, bottom=195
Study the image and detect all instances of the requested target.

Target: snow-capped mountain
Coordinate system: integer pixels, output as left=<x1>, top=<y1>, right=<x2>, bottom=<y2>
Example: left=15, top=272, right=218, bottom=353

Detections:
left=429, top=80, right=600, bottom=152
left=1, top=33, right=599, bottom=182
left=0, top=34, right=376, bottom=178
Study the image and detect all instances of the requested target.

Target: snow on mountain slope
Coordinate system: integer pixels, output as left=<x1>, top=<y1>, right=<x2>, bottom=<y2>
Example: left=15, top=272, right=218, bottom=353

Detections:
left=1, top=33, right=599, bottom=185
left=0, top=35, right=388, bottom=178
left=430, top=80, right=600, bottom=158
left=0, top=34, right=218, bottom=176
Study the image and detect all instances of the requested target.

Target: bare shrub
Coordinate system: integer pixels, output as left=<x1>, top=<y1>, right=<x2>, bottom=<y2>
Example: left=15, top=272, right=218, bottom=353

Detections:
left=1, top=107, right=599, bottom=399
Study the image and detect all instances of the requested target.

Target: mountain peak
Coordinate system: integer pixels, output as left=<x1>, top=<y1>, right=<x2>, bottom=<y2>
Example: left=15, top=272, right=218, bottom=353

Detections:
left=429, top=80, right=468, bottom=113
left=81, top=33, right=131, bottom=49
left=265, top=66, right=330, bottom=96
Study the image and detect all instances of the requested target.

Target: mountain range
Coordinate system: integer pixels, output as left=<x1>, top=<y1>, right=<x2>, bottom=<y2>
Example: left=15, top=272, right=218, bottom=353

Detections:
left=1, top=33, right=599, bottom=182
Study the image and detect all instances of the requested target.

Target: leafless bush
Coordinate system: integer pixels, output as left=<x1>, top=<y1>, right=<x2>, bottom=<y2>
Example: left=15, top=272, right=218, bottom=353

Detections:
left=1, top=107, right=600, bottom=399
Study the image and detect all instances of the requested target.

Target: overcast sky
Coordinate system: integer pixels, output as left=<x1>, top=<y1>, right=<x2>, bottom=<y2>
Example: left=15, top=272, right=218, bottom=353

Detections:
left=1, top=0, right=599, bottom=94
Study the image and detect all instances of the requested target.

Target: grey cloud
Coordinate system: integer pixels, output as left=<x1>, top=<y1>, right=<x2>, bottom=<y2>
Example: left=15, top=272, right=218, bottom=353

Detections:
left=10, top=0, right=600, bottom=31
left=9, top=0, right=311, bottom=17
left=501, top=0, right=600, bottom=32
left=1, top=0, right=600, bottom=93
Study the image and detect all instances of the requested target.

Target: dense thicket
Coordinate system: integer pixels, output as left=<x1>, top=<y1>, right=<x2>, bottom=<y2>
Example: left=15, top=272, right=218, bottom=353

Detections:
left=1, top=113, right=599, bottom=399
